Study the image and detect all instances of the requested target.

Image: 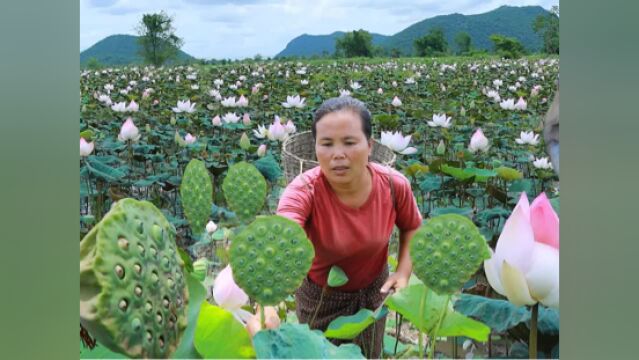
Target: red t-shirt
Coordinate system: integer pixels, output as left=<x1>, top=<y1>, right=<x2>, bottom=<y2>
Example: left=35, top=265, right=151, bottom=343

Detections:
left=276, top=162, right=423, bottom=291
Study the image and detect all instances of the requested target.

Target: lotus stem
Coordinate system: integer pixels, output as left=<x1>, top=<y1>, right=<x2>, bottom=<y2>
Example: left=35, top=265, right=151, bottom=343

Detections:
left=530, top=303, right=538, bottom=359
left=418, top=286, right=427, bottom=358
left=260, top=303, right=265, bottom=330
left=429, top=294, right=450, bottom=359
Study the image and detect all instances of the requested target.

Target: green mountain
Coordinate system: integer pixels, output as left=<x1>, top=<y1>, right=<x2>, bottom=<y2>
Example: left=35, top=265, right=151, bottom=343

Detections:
left=80, top=34, right=196, bottom=66
left=276, top=5, right=550, bottom=58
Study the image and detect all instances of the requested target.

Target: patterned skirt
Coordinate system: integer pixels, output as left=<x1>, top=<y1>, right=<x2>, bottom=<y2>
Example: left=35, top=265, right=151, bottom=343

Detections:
left=294, top=267, right=389, bottom=359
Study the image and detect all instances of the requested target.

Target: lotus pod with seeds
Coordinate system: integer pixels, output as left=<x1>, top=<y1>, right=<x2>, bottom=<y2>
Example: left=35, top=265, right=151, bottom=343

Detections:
left=180, top=159, right=213, bottom=235
left=229, top=215, right=314, bottom=305
left=80, top=198, right=189, bottom=359
left=410, top=214, right=491, bottom=295
left=222, top=161, right=267, bottom=222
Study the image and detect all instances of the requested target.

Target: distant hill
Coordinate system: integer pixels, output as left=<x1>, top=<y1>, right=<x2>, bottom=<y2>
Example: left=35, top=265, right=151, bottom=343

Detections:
left=80, top=34, right=196, bottom=66
left=276, top=5, right=550, bottom=58
left=276, top=31, right=390, bottom=58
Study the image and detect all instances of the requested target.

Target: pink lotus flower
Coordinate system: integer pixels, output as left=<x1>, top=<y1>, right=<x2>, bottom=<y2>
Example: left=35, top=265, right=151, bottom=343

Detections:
left=236, top=95, right=249, bottom=107
left=126, top=100, right=139, bottom=112
left=212, top=115, right=222, bottom=127
left=514, top=97, right=527, bottom=111
left=267, top=120, right=287, bottom=141
left=184, top=133, right=196, bottom=144
left=484, top=193, right=559, bottom=308
left=284, top=120, right=296, bottom=134
left=213, top=265, right=253, bottom=324
left=118, top=117, right=140, bottom=142
left=391, top=96, right=402, bottom=107
left=257, top=144, right=267, bottom=157
left=242, top=113, right=251, bottom=126
left=80, top=137, right=94, bottom=157
left=468, top=128, right=489, bottom=153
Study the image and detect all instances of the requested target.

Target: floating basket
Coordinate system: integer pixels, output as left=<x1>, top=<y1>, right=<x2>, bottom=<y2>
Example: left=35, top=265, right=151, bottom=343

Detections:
left=281, top=131, right=396, bottom=184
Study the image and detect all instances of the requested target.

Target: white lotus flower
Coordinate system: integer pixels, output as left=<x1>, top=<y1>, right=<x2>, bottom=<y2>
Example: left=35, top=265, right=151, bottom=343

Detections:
left=284, top=120, right=296, bottom=134
left=206, top=220, right=218, bottom=234
left=212, top=115, right=222, bottom=126
left=118, top=117, right=141, bottom=142
left=532, top=157, right=553, bottom=170
left=98, top=94, right=112, bottom=106
left=236, top=95, right=249, bottom=107
left=80, top=137, right=94, bottom=157
left=350, top=81, right=362, bottom=90
left=214, top=79, right=224, bottom=87
left=110, top=101, right=127, bottom=112
left=300, top=79, right=309, bottom=85
left=222, top=112, right=240, bottom=124
left=514, top=97, right=527, bottom=111
left=281, top=95, right=305, bottom=108
left=493, top=79, right=503, bottom=87
left=209, top=89, right=220, bottom=98
left=172, top=99, right=196, bottom=113
left=253, top=124, right=268, bottom=139
left=427, top=113, right=452, bottom=128
left=391, top=96, right=402, bottom=107
left=221, top=96, right=236, bottom=107
left=380, top=131, right=417, bottom=155
left=377, top=88, right=384, bottom=94
left=213, top=265, right=252, bottom=324
left=499, top=98, right=516, bottom=110
left=468, top=128, right=490, bottom=153
left=515, top=131, right=540, bottom=146
left=485, top=89, right=501, bottom=102
left=339, top=89, right=351, bottom=97
left=405, top=77, right=415, bottom=85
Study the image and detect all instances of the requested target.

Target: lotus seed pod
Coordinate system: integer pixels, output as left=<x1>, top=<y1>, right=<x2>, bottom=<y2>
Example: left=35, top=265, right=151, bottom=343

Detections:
left=230, top=215, right=314, bottom=305
left=410, top=214, right=490, bottom=295
left=222, top=161, right=267, bottom=222
left=80, top=198, right=189, bottom=359
left=180, top=159, right=213, bottom=235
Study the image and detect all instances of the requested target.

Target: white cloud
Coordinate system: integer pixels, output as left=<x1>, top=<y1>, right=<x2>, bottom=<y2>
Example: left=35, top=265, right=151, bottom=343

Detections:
left=81, top=0, right=558, bottom=59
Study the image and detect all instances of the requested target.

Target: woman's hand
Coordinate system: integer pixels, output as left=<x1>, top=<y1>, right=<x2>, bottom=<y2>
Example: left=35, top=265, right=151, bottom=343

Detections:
left=380, top=269, right=411, bottom=294
left=246, top=305, right=281, bottom=337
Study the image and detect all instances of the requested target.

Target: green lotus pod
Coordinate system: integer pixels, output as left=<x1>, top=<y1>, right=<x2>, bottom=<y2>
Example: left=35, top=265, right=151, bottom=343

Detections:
left=410, top=214, right=491, bottom=295
left=180, top=159, right=213, bottom=235
left=80, top=198, right=188, bottom=359
left=229, top=215, right=314, bottom=305
left=192, top=258, right=209, bottom=282
left=222, top=161, right=267, bottom=222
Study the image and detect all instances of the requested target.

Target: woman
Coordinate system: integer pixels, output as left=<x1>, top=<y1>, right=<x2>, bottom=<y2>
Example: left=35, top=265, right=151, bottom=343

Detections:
left=247, top=96, right=422, bottom=358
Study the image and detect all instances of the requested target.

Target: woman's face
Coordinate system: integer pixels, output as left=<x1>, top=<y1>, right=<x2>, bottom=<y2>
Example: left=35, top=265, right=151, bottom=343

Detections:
left=315, top=109, right=372, bottom=186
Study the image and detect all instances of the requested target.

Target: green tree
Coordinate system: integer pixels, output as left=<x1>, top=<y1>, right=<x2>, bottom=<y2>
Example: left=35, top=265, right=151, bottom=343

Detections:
left=85, top=57, right=102, bottom=70
left=136, top=11, right=184, bottom=66
left=489, top=34, right=526, bottom=59
left=390, top=48, right=402, bottom=58
left=533, top=5, right=559, bottom=54
left=414, top=27, right=448, bottom=56
left=335, top=30, right=374, bottom=58
left=454, top=32, right=472, bottom=55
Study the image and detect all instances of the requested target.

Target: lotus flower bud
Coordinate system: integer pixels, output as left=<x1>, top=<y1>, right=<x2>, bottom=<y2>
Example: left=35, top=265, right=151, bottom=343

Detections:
left=206, top=220, right=218, bottom=234
left=257, top=144, right=267, bottom=157
left=436, top=140, right=446, bottom=155
left=239, top=132, right=251, bottom=150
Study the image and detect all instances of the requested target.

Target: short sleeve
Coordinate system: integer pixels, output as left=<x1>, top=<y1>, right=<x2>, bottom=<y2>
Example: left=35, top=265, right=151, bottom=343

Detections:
left=391, top=173, right=423, bottom=231
left=276, top=174, right=314, bottom=227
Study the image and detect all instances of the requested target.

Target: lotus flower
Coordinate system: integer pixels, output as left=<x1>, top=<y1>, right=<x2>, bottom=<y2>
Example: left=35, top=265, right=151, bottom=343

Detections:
left=485, top=89, right=501, bottom=102
left=391, top=96, right=402, bottom=107
left=242, top=113, right=251, bottom=126
left=281, top=95, right=305, bottom=108
left=514, top=97, right=527, bottom=111
left=300, top=79, right=309, bottom=85
left=80, top=137, right=94, bottom=157
left=222, top=112, right=240, bottom=124
left=206, top=220, right=218, bottom=234
left=484, top=192, right=559, bottom=308
left=184, top=133, right=197, bottom=144
left=427, top=113, right=452, bottom=128
left=257, top=144, right=267, bottom=157
left=532, top=157, right=553, bottom=170
left=236, top=95, right=249, bottom=107
left=405, top=77, right=415, bottom=85
left=172, top=99, right=196, bottom=113
left=98, top=94, right=112, bottom=106
left=221, top=96, right=236, bottom=107
left=284, top=120, right=296, bottom=134
left=350, top=81, right=362, bottom=90
left=339, top=89, right=351, bottom=97
left=468, top=128, right=489, bottom=153
left=118, top=117, right=140, bottom=142
left=267, top=120, right=287, bottom=141
left=515, top=131, right=540, bottom=146
left=126, top=100, right=139, bottom=112
left=499, top=98, right=516, bottom=110
left=110, top=101, right=127, bottom=112
left=211, top=115, right=222, bottom=127
left=493, top=79, right=503, bottom=87
left=380, top=131, right=417, bottom=155
left=531, top=85, right=542, bottom=97
left=253, top=124, right=268, bottom=139
left=213, top=265, right=253, bottom=324
left=377, top=88, right=384, bottom=94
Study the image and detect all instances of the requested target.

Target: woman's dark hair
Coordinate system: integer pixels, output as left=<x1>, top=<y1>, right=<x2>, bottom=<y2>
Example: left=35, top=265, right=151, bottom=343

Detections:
left=312, top=96, right=372, bottom=140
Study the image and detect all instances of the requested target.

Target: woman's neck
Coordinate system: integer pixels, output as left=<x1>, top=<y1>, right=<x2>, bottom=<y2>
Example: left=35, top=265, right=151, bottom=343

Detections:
left=328, top=165, right=372, bottom=198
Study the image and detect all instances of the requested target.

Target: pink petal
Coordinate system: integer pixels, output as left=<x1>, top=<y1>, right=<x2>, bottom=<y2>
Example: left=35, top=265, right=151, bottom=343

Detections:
left=530, top=193, right=560, bottom=249
left=213, top=265, right=248, bottom=310
left=495, top=192, right=534, bottom=273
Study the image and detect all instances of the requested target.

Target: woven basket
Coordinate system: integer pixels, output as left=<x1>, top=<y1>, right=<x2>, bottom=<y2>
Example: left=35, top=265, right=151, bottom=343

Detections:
left=281, top=131, right=396, bottom=184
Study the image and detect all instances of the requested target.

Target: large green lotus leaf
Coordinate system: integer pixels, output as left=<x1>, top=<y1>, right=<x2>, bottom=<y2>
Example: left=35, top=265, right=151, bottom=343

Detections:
left=463, top=168, right=497, bottom=182
left=385, top=284, right=489, bottom=341
left=495, top=166, right=523, bottom=181
left=419, top=174, right=442, bottom=193
left=172, top=273, right=206, bottom=359
left=253, top=323, right=364, bottom=359
left=85, top=157, right=127, bottom=182
left=429, top=206, right=473, bottom=218
left=453, top=294, right=530, bottom=333
left=327, top=265, right=348, bottom=287
left=193, top=302, right=255, bottom=359
left=324, top=306, right=388, bottom=340
left=441, top=165, right=474, bottom=181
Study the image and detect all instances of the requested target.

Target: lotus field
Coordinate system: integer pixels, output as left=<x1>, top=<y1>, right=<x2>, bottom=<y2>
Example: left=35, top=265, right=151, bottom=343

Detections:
left=80, top=57, right=559, bottom=359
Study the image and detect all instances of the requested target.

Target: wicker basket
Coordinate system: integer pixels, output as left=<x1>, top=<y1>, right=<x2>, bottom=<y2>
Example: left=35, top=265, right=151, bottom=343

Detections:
left=281, top=131, right=396, bottom=184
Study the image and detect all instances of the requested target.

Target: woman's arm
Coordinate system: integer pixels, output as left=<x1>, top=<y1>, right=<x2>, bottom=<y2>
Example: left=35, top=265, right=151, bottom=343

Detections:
left=380, top=227, right=418, bottom=293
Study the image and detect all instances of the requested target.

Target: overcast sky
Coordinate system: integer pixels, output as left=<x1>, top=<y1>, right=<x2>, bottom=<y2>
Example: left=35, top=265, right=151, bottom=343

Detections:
left=81, top=0, right=557, bottom=60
